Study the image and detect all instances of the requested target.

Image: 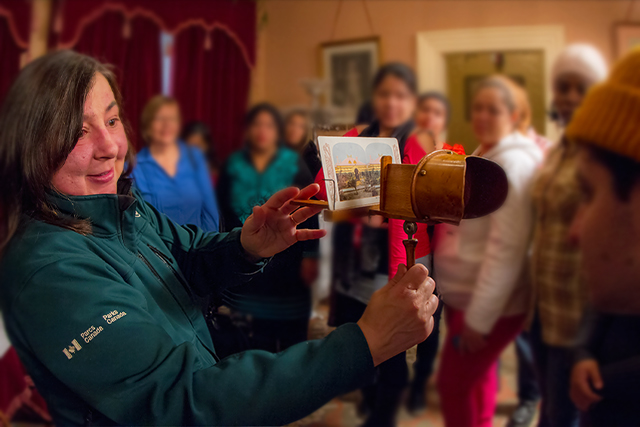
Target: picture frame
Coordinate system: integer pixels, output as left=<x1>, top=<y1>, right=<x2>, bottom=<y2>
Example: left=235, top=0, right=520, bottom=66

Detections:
left=318, top=136, right=401, bottom=210
left=614, top=23, right=640, bottom=59
left=319, top=36, right=381, bottom=125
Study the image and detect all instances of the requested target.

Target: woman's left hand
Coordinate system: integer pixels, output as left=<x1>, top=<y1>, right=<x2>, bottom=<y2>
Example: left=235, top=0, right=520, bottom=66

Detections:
left=459, top=324, right=487, bottom=354
left=241, top=184, right=327, bottom=259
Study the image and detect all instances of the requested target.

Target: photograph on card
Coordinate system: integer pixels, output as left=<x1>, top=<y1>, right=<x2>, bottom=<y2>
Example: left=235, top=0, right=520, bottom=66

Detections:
left=318, top=136, right=401, bottom=210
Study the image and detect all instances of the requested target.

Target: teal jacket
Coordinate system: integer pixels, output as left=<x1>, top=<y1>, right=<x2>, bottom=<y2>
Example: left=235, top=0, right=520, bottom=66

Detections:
left=0, top=180, right=374, bottom=426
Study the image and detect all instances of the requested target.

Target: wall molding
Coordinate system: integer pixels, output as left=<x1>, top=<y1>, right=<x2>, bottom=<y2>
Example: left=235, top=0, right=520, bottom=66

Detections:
left=416, top=25, right=565, bottom=140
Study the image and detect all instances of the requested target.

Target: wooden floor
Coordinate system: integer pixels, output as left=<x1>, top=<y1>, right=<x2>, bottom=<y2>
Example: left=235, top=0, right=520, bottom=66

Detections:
left=292, top=305, right=536, bottom=427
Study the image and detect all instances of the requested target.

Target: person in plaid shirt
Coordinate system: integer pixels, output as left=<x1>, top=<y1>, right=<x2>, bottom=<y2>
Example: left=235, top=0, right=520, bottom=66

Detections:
left=528, top=44, right=608, bottom=427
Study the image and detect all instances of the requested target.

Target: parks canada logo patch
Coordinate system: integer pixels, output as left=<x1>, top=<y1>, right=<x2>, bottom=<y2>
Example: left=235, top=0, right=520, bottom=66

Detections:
left=62, top=310, right=127, bottom=360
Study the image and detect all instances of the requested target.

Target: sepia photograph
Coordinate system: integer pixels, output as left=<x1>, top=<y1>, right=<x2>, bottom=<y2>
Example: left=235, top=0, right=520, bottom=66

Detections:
left=318, top=136, right=400, bottom=209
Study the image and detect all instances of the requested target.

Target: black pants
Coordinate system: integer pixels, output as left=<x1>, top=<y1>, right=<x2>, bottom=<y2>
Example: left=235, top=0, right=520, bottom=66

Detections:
left=410, top=296, right=444, bottom=392
left=251, top=317, right=309, bottom=353
left=333, top=292, right=408, bottom=427
left=208, top=312, right=308, bottom=358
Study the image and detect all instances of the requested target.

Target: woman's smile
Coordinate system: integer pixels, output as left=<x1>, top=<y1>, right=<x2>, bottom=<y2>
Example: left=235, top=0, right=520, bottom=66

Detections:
left=87, top=167, right=115, bottom=184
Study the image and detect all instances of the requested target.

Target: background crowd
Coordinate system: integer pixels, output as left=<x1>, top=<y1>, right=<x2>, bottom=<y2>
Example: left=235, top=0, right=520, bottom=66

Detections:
left=1, top=1, right=640, bottom=427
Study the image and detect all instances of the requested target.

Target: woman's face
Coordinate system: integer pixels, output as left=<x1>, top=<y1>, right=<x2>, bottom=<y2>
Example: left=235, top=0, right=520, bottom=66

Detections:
left=248, top=111, right=278, bottom=151
left=51, top=73, right=128, bottom=196
left=284, top=114, right=307, bottom=148
left=149, top=103, right=180, bottom=147
left=553, top=72, right=588, bottom=126
left=415, top=98, right=447, bottom=136
left=471, top=87, right=517, bottom=147
left=372, top=75, right=416, bottom=130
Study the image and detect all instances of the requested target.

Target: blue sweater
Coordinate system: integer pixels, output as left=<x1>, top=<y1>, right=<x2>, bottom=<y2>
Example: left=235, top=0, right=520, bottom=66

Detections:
left=132, top=142, right=219, bottom=232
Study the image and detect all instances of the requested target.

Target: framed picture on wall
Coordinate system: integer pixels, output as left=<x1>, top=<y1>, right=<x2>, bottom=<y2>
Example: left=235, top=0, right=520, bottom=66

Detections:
left=614, top=23, right=640, bottom=58
left=319, top=36, right=381, bottom=125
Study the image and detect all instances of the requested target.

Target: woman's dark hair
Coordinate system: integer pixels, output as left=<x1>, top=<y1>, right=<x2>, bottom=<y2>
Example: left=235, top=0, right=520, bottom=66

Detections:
left=181, top=120, right=213, bottom=147
left=355, top=101, right=375, bottom=126
left=180, top=120, right=220, bottom=169
left=244, top=102, right=284, bottom=147
left=372, top=62, right=418, bottom=95
left=418, top=91, right=451, bottom=124
left=181, top=121, right=219, bottom=169
left=0, top=50, right=134, bottom=253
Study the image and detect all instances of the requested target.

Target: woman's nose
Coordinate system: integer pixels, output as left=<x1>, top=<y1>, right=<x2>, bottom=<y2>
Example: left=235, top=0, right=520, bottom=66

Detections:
left=94, top=128, right=119, bottom=159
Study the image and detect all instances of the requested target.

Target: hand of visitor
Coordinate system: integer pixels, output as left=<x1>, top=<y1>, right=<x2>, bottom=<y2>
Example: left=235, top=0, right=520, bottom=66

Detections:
left=357, top=264, right=438, bottom=366
left=459, top=325, right=487, bottom=354
left=570, top=358, right=603, bottom=411
left=241, top=184, right=326, bottom=259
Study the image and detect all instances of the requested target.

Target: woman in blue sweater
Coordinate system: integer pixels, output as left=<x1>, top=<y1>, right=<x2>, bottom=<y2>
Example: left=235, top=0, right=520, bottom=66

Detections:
left=132, top=96, right=219, bottom=232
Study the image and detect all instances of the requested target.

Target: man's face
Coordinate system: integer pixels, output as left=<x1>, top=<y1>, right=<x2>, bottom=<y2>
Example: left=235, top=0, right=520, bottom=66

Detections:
left=570, top=147, right=640, bottom=314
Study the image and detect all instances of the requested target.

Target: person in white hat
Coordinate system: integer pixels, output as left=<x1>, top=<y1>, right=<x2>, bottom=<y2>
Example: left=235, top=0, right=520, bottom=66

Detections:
left=521, top=43, right=608, bottom=427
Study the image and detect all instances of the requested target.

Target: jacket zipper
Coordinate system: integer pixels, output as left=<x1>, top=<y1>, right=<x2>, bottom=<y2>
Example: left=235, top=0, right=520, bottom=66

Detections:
left=84, top=408, right=93, bottom=427
left=137, top=251, right=220, bottom=362
left=147, top=244, right=194, bottom=298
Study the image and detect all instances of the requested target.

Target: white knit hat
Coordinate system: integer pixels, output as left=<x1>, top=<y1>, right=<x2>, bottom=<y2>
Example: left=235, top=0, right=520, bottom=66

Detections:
left=552, top=43, right=608, bottom=86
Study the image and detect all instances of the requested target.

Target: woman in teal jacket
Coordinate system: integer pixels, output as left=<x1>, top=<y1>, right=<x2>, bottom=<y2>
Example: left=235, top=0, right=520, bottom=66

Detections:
left=0, top=51, right=437, bottom=426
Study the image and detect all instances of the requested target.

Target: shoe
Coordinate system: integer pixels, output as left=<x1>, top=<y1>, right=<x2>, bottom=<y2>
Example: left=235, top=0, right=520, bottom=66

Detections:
left=406, top=385, right=427, bottom=415
left=506, top=400, right=538, bottom=427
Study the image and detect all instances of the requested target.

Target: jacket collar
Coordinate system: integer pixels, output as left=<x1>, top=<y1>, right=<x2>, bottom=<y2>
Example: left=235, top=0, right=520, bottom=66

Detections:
left=46, top=179, right=139, bottom=248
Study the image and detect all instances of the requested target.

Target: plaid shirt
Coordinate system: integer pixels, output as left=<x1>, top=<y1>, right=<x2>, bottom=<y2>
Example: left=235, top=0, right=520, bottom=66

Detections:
left=530, top=141, right=587, bottom=347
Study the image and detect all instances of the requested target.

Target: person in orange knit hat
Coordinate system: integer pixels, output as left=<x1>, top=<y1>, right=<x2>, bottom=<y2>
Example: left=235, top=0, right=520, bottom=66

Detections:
left=565, top=48, right=640, bottom=426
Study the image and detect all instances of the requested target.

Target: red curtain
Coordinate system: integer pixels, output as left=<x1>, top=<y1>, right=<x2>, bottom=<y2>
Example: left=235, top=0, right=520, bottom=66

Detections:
left=54, top=0, right=255, bottom=66
left=51, top=0, right=256, bottom=154
left=173, top=26, right=251, bottom=161
left=119, top=17, right=162, bottom=150
left=0, top=347, right=51, bottom=423
left=71, top=11, right=161, bottom=150
left=0, top=15, right=24, bottom=102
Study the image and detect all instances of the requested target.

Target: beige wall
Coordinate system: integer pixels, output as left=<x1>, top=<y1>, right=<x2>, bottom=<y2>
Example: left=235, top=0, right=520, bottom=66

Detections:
left=255, top=0, right=633, bottom=108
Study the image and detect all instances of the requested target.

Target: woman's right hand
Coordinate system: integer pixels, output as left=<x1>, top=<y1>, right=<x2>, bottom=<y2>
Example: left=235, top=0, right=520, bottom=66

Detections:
left=570, top=359, right=603, bottom=411
left=357, top=264, right=438, bottom=366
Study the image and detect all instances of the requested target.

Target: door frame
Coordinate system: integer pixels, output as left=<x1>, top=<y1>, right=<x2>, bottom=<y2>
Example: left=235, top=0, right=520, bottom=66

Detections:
left=416, top=25, right=565, bottom=141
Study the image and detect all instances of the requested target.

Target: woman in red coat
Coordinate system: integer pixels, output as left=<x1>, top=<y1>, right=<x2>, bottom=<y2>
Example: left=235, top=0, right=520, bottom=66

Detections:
left=316, top=62, right=426, bottom=427
left=391, top=92, right=466, bottom=413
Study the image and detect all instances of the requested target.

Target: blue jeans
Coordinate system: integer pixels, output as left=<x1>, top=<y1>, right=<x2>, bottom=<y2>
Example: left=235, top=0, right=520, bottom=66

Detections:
left=530, top=315, right=579, bottom=427
left=515, top=331, right=541, bottom=402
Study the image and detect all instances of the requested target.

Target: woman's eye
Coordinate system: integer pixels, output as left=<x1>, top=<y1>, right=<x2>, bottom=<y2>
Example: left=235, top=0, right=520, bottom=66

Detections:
left=80, top=128, right=88, bottom=139
left=108, top=118, right=119, bottom=127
